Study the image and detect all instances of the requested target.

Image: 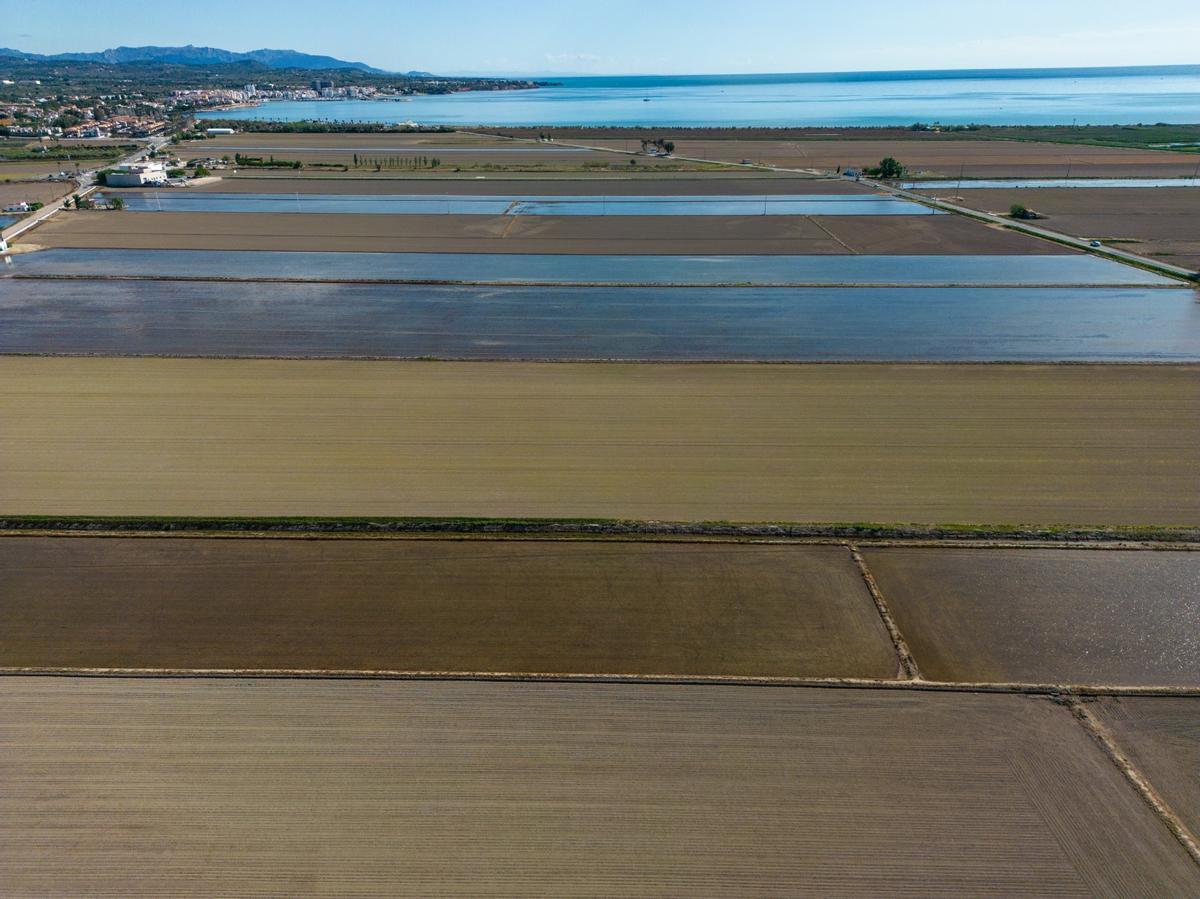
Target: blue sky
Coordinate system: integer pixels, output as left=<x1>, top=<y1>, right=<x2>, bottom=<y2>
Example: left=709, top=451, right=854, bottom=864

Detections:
left=7, top=0, right=1200, bottom=75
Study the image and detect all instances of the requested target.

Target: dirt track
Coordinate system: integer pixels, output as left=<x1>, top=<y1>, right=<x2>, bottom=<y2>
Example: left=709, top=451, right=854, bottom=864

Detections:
left=917, top=187, right=1200, bottom=271
left=0, top=538, right=897, bottom=677
left=1094, top=696, right=1200, bottom=838
left=25, top=209, right=1066, bottom=255
left=2, top=358, right=1196, bottom=524
left=2, top=678, right=1196, bottom=896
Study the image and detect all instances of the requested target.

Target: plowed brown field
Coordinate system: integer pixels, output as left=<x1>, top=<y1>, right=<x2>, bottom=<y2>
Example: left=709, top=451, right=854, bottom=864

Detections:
left=2, top=678, right=1197, bottom=897
left=0, top=537, right=897, bottom=677
left=585, top=138, right=1200, bottom=178
left=1094, top=696, right=1200, bottom=838
left=24, top=209, right=1060, bottom=255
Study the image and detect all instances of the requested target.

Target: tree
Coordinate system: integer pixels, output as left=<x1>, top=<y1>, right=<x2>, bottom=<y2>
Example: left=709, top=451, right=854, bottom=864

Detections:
left=193, top=165, right=210, bottom=178
left=109, top=197, right=125, bottom=211
left=1009, top=203, right=1037, bottom=220
left=875, top=157, right=905, bottom=179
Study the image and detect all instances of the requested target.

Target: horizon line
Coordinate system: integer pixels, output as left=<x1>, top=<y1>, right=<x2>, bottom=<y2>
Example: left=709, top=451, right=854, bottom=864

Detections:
left=448, top=62, right=1200, bottom=79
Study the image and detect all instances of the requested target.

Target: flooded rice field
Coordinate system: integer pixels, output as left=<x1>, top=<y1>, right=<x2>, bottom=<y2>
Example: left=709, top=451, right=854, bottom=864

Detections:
left=104, top=192, right=932, bottom=216
left=3, top=248, right=1175, bottom=285
left=2, top=280, right=1198, bottom=361
left=864, top=548, right=1200, bottom=687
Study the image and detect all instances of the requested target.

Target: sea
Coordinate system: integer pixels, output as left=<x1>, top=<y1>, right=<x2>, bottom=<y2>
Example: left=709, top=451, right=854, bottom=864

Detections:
left=197, top=66, right=1200, bottom=128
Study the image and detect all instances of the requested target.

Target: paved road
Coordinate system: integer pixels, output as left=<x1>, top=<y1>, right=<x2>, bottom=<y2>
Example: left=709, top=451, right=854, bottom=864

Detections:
left=1, top=136, right=172, bottom=250
left=870, top=179, right=1198, bottom=283
left=531, top=133, right=1197, bottom=284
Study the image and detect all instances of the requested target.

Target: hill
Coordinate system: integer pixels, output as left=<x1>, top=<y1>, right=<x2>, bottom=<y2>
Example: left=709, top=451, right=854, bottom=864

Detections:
left=0, top=45, right=387, bottom=73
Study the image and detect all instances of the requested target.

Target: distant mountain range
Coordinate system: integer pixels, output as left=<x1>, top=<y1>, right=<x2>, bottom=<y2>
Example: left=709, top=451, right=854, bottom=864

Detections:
left=0, top=45, right=425, bottom=75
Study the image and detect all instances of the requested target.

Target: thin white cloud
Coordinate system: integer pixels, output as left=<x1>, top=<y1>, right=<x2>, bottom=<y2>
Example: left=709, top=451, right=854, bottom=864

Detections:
left=544, top=52, right=603, bottom=65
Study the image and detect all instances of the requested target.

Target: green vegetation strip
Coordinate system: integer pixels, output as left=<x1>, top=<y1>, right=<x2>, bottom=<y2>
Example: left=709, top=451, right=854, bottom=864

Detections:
left=2, top=668, right=1199, bottom=698
left=1, top=517, right=1197, bottom=543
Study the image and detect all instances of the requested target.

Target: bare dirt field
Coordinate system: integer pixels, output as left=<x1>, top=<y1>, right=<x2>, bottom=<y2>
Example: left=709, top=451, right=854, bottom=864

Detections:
left=0, top=537, right=897, bottom=677
left=0, top=161, right=85, bottom=180
left=178, top=131, right=700, bottom=171
left=0, top=181, right=74, bottom=208
left=917, top=187, right=1200, bottom=271
left=182, top=131, right=553, bottom=152
left=583, top=139, right=1200, bottom=178
left=2, top=678, right=1196, bottom=896
left=1094, top=696, right=1200, bottom=838
left=25, top=209, right=1063, bottom=255
left=2, top=359, right=1196, bottom=524
left=863, top=548, right=1200, bottom=687
left=186, top=175, right=846, bottom=195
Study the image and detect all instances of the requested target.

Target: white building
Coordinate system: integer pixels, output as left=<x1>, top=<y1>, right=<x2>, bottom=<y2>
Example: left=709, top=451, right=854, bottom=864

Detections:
left=205, top=127, right=236, bottom=135
left=105, top=160, right=168, bottom=187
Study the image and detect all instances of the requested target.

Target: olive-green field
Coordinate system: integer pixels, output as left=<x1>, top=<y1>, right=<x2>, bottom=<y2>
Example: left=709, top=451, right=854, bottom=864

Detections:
left=1, top=358, right=1197, bottom=524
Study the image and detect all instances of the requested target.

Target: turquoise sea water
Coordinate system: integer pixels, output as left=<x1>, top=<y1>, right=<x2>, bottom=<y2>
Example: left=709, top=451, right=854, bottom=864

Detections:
left=198, top=66, right=1200, bottom=127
